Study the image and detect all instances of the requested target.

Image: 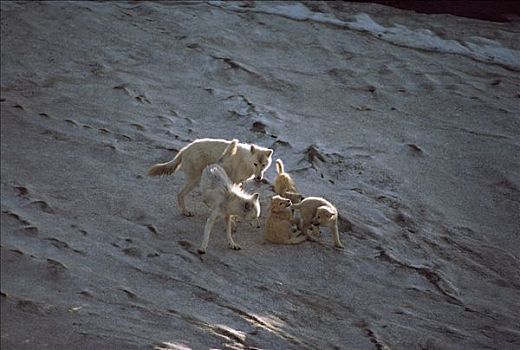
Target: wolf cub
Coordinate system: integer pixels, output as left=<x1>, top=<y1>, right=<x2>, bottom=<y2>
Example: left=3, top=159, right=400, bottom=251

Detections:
left=274, top=159, right=303, bottom=204
left=292, top=196, right=344, bottom=249
left=265, top=195, right=307, bottom=245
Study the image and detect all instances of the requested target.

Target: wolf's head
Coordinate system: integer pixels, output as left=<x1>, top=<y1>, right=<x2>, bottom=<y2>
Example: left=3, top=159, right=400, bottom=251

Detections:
left=229, top=191, right=260, bottom=221
left=312, top=205, right=336, bottom=227
left=270, top=195, right=292, bottom=213
left=250, top=145, right=273, bottom=182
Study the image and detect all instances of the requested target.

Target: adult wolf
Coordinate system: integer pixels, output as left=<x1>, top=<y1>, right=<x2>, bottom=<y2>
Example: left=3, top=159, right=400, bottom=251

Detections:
left=198, top=140, right=260, bottom=254
left=148, top=138, right=273, bottom=216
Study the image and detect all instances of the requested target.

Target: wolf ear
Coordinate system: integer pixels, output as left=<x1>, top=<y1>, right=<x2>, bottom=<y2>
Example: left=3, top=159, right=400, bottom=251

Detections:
left=250, top=145, right=256, bottom=154
left=321, top=207, right=335, bottom=218
left=222, top=139, right=238, bottom=158
left=266, top=149, right=273, bottom=157
left=251, top=193, right=259, bottom=201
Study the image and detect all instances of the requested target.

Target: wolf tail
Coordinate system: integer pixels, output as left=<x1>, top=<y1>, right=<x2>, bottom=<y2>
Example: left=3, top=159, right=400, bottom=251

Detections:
left=217, top=139, right=239, bottom=164
left=148, top=150, right=183, bottom=177
left=276, top=159, right=284, bottom=174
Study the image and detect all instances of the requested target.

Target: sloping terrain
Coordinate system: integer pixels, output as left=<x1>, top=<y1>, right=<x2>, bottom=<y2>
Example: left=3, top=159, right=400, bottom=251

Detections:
left=1, top=1, right=519, bottom=349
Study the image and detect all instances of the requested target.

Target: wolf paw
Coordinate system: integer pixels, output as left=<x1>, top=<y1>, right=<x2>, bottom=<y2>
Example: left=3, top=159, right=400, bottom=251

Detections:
left=197, top=248, right=206, bottom=254
left=335, top=242, right=345, bottom=249
left=306, top=233, right=318, bottom=242
left=182, top=210, right=194, bottom=217
left=229, top=243, right=241, bottom=250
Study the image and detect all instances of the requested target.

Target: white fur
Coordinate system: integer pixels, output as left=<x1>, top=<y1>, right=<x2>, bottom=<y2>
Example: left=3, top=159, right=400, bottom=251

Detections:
left=198, top=162, right=260, bottom=254
left=148, top=138, right=273, bottom=216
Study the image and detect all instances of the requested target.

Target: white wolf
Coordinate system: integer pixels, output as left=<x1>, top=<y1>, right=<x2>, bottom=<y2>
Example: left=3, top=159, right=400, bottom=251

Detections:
left=198, top=140, right=261, bottom=254
left=148, top=138, right=273, bottom=217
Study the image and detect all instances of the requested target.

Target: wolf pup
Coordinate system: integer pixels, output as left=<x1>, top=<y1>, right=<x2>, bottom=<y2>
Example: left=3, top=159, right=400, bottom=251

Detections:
left=274, top=159, right=303, bottom=204
left=198, top=140, right=261, bottom=254
left=148, top=138, right=273, bottom=217
left=292, top=197, right=344, bottom=249
left=265, top=195, right=307, bottom=245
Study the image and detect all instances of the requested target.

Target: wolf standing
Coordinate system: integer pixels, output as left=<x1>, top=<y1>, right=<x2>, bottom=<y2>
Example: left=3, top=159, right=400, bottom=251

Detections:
left=198, top=140, right=261, bottom=253
left=148, top=138, right=273, bottom=216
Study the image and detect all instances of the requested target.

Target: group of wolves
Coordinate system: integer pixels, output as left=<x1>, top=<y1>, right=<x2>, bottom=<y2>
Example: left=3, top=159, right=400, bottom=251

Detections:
left=148, top=138, right=344, bottom=254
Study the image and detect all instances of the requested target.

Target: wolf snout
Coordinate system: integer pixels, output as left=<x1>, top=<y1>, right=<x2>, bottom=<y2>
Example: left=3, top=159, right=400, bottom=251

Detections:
left=255, top=176, right=262, bottom=182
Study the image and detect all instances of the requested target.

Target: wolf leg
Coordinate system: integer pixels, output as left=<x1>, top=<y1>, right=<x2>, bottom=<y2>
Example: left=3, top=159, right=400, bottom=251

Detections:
left=230, top=216, right=238, bottom=233
left=304, top=224, right=320, bottom=242
left=226, top=215, right=241, bottom=250
left=177, top=176, right=200, bottom=217
left=198, top=210, right=220, bottom=254
left=332, top=223, right=344, bottom=249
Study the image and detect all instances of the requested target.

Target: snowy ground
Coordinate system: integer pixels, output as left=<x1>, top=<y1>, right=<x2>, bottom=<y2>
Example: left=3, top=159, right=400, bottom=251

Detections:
left=2, top=1, right=520, bottom=349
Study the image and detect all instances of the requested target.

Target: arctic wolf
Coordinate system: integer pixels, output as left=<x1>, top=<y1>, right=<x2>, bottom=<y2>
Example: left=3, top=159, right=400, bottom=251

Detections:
left=265, top=195, right=306, bottom=245
left=292, top=197, right=344, bottom=249
left=198, top=140, right=260, bottom=254
left=148, top=138, right=273, bottom=217
left=274, top=159, right=303, bottom=204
